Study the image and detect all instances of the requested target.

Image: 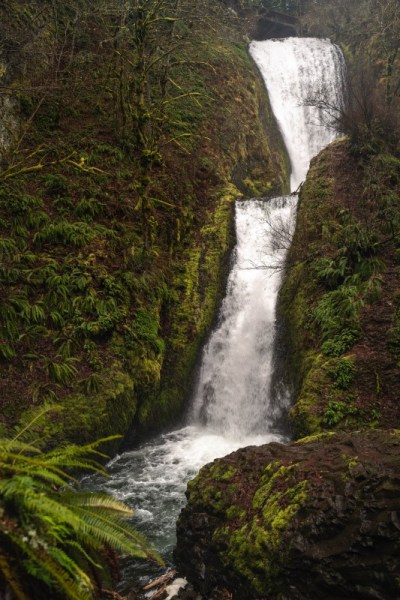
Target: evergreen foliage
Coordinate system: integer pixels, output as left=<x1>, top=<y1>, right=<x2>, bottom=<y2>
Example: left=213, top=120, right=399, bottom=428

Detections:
left=0, top=410, right=161, bottom=600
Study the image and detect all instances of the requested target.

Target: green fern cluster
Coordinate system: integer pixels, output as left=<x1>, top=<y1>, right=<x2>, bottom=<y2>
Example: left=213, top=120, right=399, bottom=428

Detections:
left=328, top=356, right=356, bottom=390
left=0, top=178, right=137, bottom=412
left=0, top=414, right=161, bottom=600
left=323, top=400, right=358, bottom=427
left=33, top=221, right=95, bottom=248
left=312, top=213, right=385, bottom=358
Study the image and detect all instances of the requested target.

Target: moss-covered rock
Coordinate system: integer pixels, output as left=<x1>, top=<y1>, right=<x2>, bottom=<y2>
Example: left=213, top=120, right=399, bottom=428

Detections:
left=278, top=139, right=400, bottom=437
left=14, top=366, right=136, bottom=454
left=175, top=430, right=400, bottom=599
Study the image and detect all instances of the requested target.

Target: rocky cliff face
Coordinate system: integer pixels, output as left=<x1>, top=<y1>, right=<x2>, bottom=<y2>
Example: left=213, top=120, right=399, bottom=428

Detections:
left=175, top=429, right=400, bottom=600
left=278, top=140, right=400, bottom=438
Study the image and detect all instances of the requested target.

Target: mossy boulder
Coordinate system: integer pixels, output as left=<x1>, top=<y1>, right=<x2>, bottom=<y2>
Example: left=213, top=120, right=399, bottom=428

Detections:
left=175, top=430, right=400, bottom=599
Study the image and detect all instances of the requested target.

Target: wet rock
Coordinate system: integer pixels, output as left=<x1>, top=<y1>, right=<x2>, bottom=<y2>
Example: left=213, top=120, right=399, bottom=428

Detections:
left=175, top=430, right=400, bottom=599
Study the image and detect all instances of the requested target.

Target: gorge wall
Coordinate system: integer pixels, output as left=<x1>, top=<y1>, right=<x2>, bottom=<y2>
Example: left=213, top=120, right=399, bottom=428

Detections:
left=279, top=140, right=400, bottom=438
left=0, top=1, right=289, bottom=448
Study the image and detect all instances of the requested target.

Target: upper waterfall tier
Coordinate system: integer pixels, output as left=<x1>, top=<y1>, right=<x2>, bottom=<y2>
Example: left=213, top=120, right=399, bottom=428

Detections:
left=250, top=37, right=346, bottom=192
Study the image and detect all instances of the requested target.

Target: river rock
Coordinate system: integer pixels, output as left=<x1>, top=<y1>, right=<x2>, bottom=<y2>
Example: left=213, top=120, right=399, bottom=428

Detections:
left=174, top=430, right=400, bottom=599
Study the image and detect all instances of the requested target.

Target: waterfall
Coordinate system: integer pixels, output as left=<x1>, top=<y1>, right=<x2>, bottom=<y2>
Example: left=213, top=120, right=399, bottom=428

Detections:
left=250, top=38, right=346, bottom=191
left=190, top=196, right=296, bottom=438
left=190, top=37, right=345, bottom=439
left=84, top=38, right=346, bottom=591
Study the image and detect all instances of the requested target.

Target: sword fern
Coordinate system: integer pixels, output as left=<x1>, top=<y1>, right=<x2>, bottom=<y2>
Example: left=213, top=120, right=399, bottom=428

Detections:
left=0, top=422, right=162, bottom=600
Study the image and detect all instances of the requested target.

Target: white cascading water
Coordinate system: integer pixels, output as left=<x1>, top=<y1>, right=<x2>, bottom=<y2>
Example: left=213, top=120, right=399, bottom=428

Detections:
left=190, top=196, right=296, bottom=436
left=250, top=38, right=346, bottom=191
left=85, top=38, right=346, bottom=591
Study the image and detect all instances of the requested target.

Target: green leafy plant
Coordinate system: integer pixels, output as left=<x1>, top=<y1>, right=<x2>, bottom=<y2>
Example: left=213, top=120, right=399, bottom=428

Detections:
left=33, top=221, right=94, bottom=248
left=0, top=302, right=19, bottom=340
left=328, top=357, right=356, bottom=390
left=47, top=357, right=79, bottom=385
left=0, top=410, right=161, bottom=600
left=0, top=237, right=18, bottom=257
left=43, top=174, right=69, bottom=197
left=313, top=256, right=348, bottom=288
left=26, top=210, right=50, bottom=230
left=314, top=284, right=363, bottom=340
left=321, top=329, right=360, bottom=357
left=323, top=400, right=358, bottom=427
left=81, top=373, right=102, bottom=394
left=0, top=342, right=16, bottom=361
left=75, top=198, right=104, bottom=220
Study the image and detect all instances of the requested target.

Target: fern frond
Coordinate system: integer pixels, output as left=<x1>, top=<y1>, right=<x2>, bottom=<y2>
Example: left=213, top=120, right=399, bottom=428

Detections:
left=64, top=539, right=102, bottom=569
left=0, top=551, right=29, bottom=600
left=47, top=546, right=93, bottom=590
left=18, top=465, right=69, bottom=488
left=0, top=430, right=161, bottom=597
left=0, top=342, right=16, bottom=360
left=8, top=534, right=93, bottom=600
left=47, top=358, right=78, bottom=385
left=71, top=505, right=162, bottom=563
left=46, top=436, right=122, bottom=464
left=0, top=237, right=18, bottom=257
left=0, top=439, right=41, bottom=455
left=61, top=492, right=134, bottom=515
left=10, top=405, right=63, bottom=446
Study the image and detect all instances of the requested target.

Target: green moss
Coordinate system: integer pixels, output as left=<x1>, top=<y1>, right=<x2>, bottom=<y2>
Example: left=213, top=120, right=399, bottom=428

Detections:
left=18, top=367, right=136, bottom=450
left=186, top=458, right=309, bottom=596
left=226, top=505, right=246, bottom=520
left=342, top=453, right=358, bottom=472
left=294, top=431, right=336, bottom=444
left=242, top=175, right=272, bottom=197
left=213, top=462, right=308, bottom=596
left=209, top=463, right=237, bottom=482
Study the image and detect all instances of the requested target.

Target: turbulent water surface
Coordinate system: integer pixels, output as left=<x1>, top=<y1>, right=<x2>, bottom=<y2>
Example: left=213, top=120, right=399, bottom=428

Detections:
left=85, top=37, right=346, bottom=593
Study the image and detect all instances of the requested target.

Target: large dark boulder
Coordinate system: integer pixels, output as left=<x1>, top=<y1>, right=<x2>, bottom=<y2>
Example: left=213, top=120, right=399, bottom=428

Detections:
left=175, top=430, right=400, bottom=599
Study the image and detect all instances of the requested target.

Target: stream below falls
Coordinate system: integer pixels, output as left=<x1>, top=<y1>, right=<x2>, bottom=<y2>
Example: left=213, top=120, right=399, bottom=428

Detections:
left=84, top=37, right=346, bottom=595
